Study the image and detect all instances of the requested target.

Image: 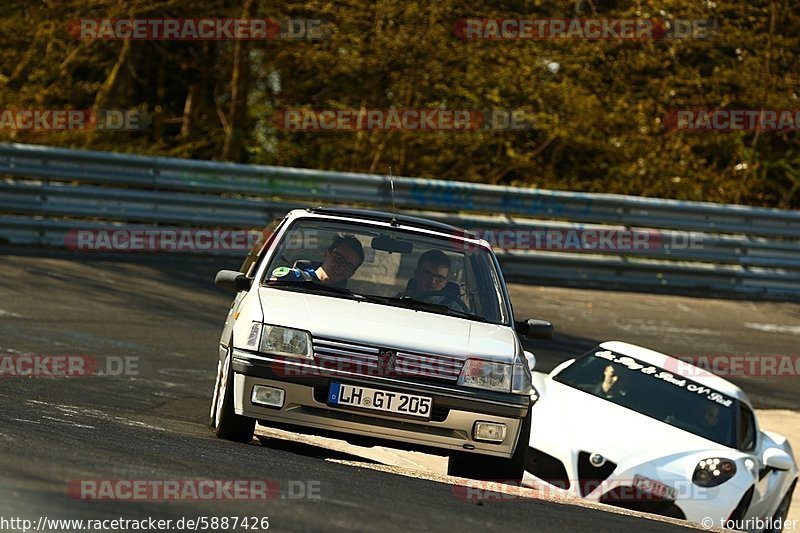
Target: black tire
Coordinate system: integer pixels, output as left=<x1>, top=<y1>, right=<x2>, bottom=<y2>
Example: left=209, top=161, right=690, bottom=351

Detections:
left=212, top=348, right=255, bottom=443
left=447, top=410, right=531, bottom=482
left=768, top=481, right=795, bottom=533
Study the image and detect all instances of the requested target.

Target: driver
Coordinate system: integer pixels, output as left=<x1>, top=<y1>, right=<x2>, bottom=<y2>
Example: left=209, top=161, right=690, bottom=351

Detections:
left=592, top=364, right=621, bottom=399
left=270, top=234, right=364, bottom=286
left=401, top=250, right=463, bottom=304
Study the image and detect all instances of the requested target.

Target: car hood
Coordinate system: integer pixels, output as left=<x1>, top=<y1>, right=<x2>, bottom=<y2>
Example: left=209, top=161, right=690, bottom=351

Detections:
left=531, top=376, right=730, bottom=462
left=258, top=287, right=517, bottom=360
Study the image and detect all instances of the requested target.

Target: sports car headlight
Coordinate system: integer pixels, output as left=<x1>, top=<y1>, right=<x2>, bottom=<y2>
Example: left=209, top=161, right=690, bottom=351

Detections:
left=458, top=359, right=512, bottom=393
left=251, top=324, right=313, bottom=360
left=693, top=457, right=737, bottom=487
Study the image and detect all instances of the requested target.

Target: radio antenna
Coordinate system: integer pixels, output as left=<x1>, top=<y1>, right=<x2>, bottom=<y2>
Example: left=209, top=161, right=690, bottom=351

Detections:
left=389, top=167, right=398, bottom=225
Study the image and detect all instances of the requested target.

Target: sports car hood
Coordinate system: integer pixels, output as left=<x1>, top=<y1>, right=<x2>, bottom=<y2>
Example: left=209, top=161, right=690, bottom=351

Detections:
left=532, top=378, right=730, bottom=462
left=258, top=287, right=517, bottom=361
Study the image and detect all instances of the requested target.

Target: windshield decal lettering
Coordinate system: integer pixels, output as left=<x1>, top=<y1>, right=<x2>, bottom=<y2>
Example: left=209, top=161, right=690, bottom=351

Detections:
left=593, top=350, right=733, bottom=407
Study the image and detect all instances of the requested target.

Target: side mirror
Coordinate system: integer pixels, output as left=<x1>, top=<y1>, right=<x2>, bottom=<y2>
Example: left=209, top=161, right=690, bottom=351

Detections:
left=516, top=319, right=555, bottom=340
left=215, top=270, right=252, bottom=292
left=763, top=448, right=794, bottom=471
left=524, top=350, right=536, bottom=372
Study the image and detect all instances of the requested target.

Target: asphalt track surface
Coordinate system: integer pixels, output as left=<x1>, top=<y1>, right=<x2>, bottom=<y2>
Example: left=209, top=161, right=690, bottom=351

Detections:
left=0, top=249, right=798, bottom=532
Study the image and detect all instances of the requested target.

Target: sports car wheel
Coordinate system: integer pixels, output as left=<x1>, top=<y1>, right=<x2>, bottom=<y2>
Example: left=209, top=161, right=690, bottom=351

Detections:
left=447, top=411, right=531, bottom=482
left=767, top=481, right=795, bottom=533
left=212, top=348, right=255, bottom=443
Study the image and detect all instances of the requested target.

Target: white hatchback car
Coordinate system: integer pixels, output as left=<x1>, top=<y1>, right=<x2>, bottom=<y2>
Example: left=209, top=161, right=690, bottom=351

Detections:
left=211, top=207, right=553, bottom=480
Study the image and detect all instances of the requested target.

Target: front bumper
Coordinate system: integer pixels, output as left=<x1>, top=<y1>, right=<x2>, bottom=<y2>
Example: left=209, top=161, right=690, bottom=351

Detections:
left=521, top=451, right=746, bottom=524
left=231, top=349, right=530, bottom=457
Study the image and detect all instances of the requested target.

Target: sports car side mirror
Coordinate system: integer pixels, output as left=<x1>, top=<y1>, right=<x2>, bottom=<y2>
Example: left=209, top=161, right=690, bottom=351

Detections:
left=524, top=350, right=536, bottom=372
left=215, top=270, right=252, bottom=292
left=763, top=448, right=793, bottom=471
left=516, top=319, right=555, bottom=340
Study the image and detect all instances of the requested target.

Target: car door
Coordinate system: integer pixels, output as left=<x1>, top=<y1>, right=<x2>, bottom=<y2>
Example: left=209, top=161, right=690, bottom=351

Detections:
left=741, top=405, right=779, bottom=521
left=218, top=219, right=283, bottom=355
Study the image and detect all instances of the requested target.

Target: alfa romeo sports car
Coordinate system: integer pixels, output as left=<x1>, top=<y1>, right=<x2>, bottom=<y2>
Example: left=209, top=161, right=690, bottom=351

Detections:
left=210, top=207, right=553, bottom=480
left=523, top=341, right=797, bottom=531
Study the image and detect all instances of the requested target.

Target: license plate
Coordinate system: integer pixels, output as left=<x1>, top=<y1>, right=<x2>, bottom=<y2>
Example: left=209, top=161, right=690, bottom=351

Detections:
left=327, top=383, right=432, bottom=419
left=633, top=475, right=677, bottom=500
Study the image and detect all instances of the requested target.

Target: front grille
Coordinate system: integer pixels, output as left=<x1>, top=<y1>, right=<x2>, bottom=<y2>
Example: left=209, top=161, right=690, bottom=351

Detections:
left=599, top=488, right=686, bottom=519
left=313, top=337, right=463, bottom=382
left=577, top=451, right=617, bottom=496
left=525, top=447, right=571, bottom=489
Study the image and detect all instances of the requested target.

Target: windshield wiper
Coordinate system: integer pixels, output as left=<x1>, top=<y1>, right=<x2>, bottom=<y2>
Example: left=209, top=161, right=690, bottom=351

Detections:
left=362, top=295, right=492, bottom=322
left=264, top=278, right=358, bottom=297
left=436, top=307, right=491, bottom=323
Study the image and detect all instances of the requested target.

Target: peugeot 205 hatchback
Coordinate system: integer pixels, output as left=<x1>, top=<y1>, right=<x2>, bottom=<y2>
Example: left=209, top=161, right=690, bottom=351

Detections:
left=211, top=207, right=553, bottom=480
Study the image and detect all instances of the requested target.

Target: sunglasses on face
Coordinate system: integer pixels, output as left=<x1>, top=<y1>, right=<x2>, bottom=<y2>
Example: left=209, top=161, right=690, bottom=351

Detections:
left=329, top=249, right=358, bottom=274
left=419, top=268, right=448, bottom=284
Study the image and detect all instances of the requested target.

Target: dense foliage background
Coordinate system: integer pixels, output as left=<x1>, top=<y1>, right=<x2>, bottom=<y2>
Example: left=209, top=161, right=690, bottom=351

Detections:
left=1, top=0, right=798, bottom=208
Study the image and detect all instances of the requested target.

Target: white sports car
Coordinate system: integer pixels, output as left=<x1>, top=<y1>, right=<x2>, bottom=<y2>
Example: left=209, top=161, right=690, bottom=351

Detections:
left=523, top=341, right=797, bottom=531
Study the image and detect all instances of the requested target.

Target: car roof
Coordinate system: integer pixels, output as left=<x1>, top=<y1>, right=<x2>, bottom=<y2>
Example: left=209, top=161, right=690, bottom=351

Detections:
left=295, top=207, right=479, bottom=239
left=598, top=340, right=753, bottom=407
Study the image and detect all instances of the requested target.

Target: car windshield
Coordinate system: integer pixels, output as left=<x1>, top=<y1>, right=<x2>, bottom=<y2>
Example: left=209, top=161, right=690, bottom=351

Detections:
left=553, top=347, right=739, bottom=448
left=259, top=217, right=510, bottom=325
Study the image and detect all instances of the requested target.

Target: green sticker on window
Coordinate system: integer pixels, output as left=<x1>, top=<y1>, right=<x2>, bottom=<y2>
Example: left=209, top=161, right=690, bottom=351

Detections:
left=272, top=266, right=291, bottom=277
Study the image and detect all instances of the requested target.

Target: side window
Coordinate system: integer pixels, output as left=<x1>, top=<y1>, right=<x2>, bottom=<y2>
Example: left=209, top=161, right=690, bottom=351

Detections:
left=240, top=219, right=283, bottom=278
left=738, top=405, right=756, bottom=452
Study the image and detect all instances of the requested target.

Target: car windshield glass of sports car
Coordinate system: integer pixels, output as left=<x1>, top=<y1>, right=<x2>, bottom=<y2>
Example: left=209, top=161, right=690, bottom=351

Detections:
left=554, top=348, right=740, bottom=448
left=260, top=218, right=510, bottom=325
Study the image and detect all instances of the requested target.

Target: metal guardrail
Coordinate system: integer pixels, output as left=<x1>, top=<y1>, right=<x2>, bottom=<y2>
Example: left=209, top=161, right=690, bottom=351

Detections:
left=1, top=142, right=799, bottom=299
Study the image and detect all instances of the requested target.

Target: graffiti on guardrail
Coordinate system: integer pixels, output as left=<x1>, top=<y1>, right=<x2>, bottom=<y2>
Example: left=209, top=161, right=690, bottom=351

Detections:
left=408, top=181, right=476, bottom=210
left=176, top=170, right=322, bottom=196
left=500, top=194, right=593, bottom=217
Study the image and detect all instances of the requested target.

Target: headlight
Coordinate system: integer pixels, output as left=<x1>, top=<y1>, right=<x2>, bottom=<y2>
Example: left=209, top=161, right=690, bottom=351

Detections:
left=458, top=359, right=512, bottom=392
left=693, top=457, right=736, bottom=487
left=248, top=323, right=313, bottom=359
